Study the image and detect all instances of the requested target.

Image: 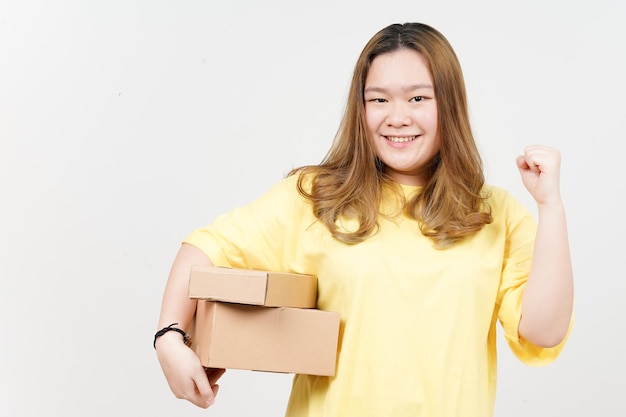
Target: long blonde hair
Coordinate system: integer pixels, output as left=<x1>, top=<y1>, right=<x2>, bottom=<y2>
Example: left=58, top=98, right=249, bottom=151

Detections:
left=290, top=22, right=492, bottom=248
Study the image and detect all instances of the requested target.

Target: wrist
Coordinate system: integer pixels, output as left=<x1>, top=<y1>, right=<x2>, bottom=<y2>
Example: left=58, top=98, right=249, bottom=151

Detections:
left=153, top=323, right=191, bottom=350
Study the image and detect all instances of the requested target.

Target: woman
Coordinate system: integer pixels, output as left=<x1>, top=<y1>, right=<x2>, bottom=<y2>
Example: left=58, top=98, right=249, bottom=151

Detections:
left=155, top=22, right=573, bottom=416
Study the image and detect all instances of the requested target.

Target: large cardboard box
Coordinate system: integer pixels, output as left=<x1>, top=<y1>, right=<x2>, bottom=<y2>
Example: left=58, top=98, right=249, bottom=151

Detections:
left=188, top=265, right=318, bottom=308
left=192, top=301, right=340, bottom=376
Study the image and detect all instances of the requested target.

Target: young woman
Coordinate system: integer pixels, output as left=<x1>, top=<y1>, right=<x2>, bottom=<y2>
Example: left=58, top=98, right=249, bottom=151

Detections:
left=155, top=22, right=573, bottom=417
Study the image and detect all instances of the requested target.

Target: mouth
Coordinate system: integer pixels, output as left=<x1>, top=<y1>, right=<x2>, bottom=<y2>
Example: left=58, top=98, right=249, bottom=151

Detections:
left=385, top=135, right=418, bottom=143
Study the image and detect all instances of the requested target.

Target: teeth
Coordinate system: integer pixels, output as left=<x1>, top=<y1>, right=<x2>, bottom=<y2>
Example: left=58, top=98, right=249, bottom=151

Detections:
left=387, top=136, right=416, bottom=143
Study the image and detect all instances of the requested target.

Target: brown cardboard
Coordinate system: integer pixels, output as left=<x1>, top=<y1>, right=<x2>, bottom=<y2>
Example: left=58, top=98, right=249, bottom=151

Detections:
left=188, top=265, right=318, bottom=308
left=192, top=301, right=340, bottom=376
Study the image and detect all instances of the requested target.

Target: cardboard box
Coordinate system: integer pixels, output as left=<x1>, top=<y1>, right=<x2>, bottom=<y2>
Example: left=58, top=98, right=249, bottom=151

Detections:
left=188, top=265, right=318, bottom=308
left=192, top=301, right=340, bottom=376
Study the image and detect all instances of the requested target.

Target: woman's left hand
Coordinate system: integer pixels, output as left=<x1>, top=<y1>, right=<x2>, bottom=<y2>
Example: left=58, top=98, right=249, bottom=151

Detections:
left=516, top=145, right=563, bottom=206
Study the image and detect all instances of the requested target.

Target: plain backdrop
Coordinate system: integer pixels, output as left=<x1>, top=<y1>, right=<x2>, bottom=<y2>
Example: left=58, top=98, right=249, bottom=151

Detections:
left=1, top=1, right=624, bottom=416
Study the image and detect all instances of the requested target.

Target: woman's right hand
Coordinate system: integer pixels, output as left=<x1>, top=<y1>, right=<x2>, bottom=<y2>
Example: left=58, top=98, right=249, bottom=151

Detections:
left=156, top=331, right=226, bottom=408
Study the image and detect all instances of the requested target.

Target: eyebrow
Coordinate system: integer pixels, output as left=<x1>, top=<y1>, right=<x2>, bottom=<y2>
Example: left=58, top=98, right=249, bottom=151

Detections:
left=364, top=84, right=434, bottom=93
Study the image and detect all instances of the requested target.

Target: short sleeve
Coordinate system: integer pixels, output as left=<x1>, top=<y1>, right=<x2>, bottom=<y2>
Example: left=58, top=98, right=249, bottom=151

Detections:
left=495, top=191, right=572, bottom=366
left=183, top=174, right=307, bottom=271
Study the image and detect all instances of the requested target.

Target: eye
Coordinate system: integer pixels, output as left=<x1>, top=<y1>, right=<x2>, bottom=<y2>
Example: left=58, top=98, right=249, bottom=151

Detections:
left=410, top=96, right=425, bottom=103
left=367, top=98, right=387, bottom=103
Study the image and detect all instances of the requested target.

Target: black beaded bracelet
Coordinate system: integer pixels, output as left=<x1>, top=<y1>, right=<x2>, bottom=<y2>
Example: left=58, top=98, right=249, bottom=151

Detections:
left=153, top=323, right=191, bottom=349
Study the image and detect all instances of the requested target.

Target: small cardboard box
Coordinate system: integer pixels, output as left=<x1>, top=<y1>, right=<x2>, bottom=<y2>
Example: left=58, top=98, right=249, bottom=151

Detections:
left=192, top=301, right=340, bottom=376
left=188, top=265, right=318, bottom=308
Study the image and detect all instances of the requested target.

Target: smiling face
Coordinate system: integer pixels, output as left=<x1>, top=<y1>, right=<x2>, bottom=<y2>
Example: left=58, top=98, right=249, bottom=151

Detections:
left=364, top=48, right=440, bottom=186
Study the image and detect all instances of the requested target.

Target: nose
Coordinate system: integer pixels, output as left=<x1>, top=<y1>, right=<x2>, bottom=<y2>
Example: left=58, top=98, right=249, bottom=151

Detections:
left=386, top=102, right=411, bottom=127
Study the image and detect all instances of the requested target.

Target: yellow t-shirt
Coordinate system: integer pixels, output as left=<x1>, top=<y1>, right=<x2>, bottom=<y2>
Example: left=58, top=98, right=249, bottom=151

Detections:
left=184, top=173, right=569, bottom=417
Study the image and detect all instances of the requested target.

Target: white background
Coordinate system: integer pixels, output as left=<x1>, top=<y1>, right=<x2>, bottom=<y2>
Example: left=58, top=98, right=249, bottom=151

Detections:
left=1, top=1, right=624, bottom=416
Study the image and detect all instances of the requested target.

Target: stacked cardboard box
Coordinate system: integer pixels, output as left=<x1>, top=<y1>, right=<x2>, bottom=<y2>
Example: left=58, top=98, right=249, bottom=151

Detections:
left=188, top=265, right=340, bottom=376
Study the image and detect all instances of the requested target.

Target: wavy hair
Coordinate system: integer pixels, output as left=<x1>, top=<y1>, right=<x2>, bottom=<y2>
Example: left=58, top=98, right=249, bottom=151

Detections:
left=290, top=22, right=492, bottom=248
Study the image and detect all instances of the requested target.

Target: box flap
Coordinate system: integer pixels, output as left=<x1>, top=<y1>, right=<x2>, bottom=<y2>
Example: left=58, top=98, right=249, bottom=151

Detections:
left=265, top=272, right=317, bottom=308
left=188, top=266, right=268, bottom=305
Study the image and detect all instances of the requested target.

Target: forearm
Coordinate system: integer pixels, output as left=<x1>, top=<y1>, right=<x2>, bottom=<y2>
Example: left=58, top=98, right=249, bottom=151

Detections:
left=157, top=243, right=214, bottom=333
left=519, top=202, right=574, bottom=347
left=155, top=243, right=222, bottom=408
